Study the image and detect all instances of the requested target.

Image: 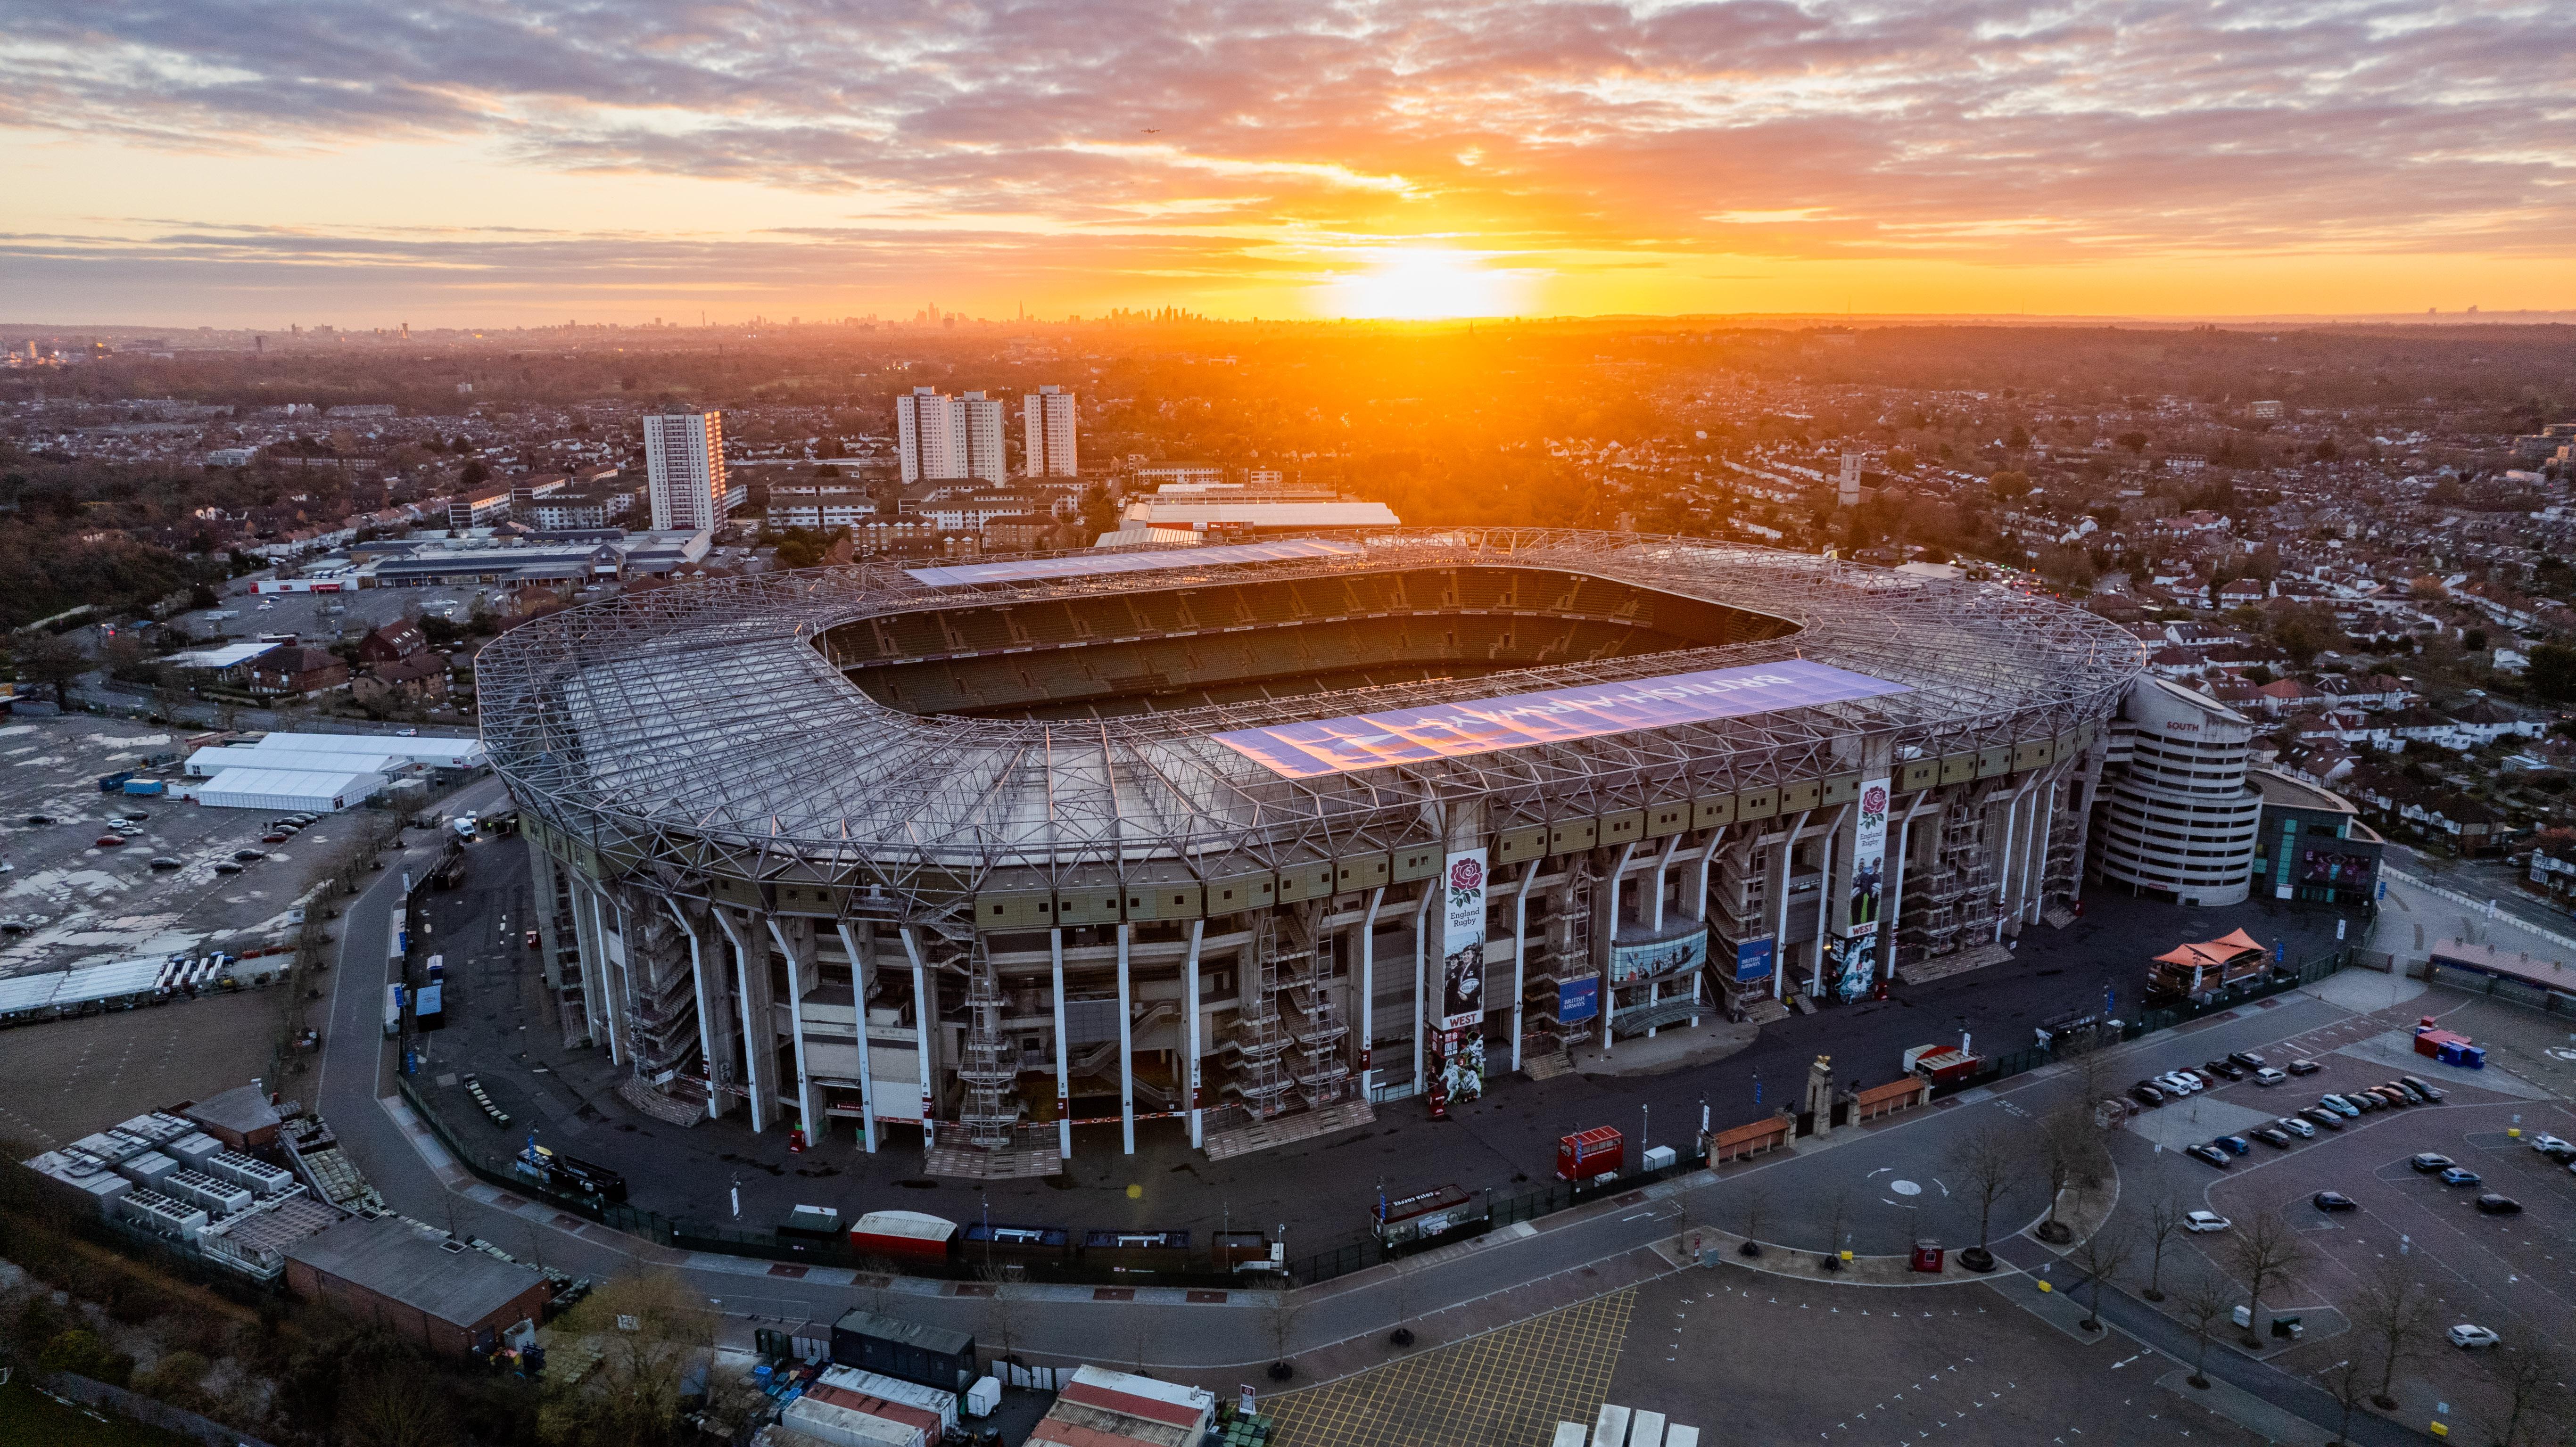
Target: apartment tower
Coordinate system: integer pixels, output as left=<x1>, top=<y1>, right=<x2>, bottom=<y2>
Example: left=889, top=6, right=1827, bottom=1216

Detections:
left=1023, top=385, right=1079, bottom=477
left=896, top=387, right=1006, bottom=485
left=641, top=410, right=728, bottom=532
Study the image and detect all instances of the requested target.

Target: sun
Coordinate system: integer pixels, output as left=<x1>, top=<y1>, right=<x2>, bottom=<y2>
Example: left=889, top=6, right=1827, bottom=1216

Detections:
left=1329, top=248, right=1516, bottom=319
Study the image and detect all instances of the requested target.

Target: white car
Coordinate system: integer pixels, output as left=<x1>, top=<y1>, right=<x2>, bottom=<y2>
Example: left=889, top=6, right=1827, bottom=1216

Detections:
left=2447, top=1324, right=2501, bottom=1349
left=2274, top=1116, right=2316, bottom=1138
left=2158, top=1073, right=2201, bottom=1095
left=2183, top=1211, right=2233, bottom=1233
left=2531, top=1133, right=2571, bottom=1155
left=2253, top=1067, right=2287, bottom=1086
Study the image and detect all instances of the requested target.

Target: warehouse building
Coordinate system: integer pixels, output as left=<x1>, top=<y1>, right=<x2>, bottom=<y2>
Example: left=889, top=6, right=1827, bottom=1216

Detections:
left=283, top=1214, right=552, bottom=1356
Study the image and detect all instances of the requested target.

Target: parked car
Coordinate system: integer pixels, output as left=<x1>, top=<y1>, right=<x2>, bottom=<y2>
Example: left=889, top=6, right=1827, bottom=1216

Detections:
left=2287, top=1059, right=2322, bottom=1076
left=2409, top=1153, right=2454, bottom=1173
left=2387, top=1080, right=2429, bottom=1103
left=2213, top=1135, right=2252, bottom=1156
left=2399, top=1076, right=2445, bottom=1102
left=2312, top=1191, right=2358, bottom=1212
left=2302, top=1107, right=2346, bottom=1131
left=395, top=727, right=420, bottom=736
left=261, top=833, right=289, bottom=844
left=2129, top=1084, right=2166, bottom=1108
left=2183, top=1210, right=2232, bottom=1233
left=148, top=856, right=182, bottom=870
left=2156, top=1072, right=2199, bottom=1096
left=2320, top=1095, right=2361, bottom=1118
left=2187, top=1143, right=2232, bottom=1168
left=232, top=849, right=265, bottom=862
left=2251, top=1126, right=2293, bottom=1149
left=2227, top=1051, right=2269, bottom=1070
left=2204, top=1060, right=2247, bottom=1082
left=2526, top=1132, right=2571, bottom=1158
left=525, top=928, right=542, bottom=950
left=2439, top=1167, right=2482, bottom=1187
left=23, top=814, right=56, bottom=826
left=2447, top=1324, right=2501, bottom=1349
left=93, top=834, right=126, bottom=847
left=2474, top=1194, right=2523, bottom=1215
left=118, top=810, right=149, bottom=822
left=2366, top=1086, right=2409, bottom=1108
left=2274, top=1116, right=2316, bottom=1138
left=2253, top=1067, right=2287, bottom=1086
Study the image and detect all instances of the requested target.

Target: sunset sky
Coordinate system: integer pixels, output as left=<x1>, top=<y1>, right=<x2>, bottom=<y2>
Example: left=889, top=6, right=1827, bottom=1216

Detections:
left=5, top=0, right=2572, bottom=326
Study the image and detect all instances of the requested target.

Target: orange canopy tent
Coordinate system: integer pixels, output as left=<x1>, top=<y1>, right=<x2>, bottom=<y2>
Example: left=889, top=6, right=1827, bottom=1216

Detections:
left=2150, top=928, right=2266, bottom=971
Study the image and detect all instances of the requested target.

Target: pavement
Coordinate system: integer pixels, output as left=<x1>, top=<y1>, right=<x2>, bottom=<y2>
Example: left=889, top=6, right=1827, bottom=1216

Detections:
left=394, top=858, right=2360, bottom=1257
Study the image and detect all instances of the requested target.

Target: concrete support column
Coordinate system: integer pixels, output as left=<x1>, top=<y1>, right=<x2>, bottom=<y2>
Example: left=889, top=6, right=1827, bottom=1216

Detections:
left=577, top=885, right=627, bottom=1066
left=1410, top=886, right=1432, bottom=1088
left=1359, top=888, right=1383, bottom=1095
left=1994, top=777, right=2038, bottom=941
left=1115, top=922, right=1135, bottom=1155
left=2026, top=778, right=2060, bottom=922
left=1810, top=812, right=1841, bottom=1000
left=1880, top=792, right=1934, bottom=982
left=1184, top=920, right=1205, bottom=1149
left=1049, top=929, right=1071, bottom=1159
left=832, top=922, right=878, bottom=1153
left=1648, top=834, right=1682, bottom=933
left=897, top=926, right=935, bottom=1145
left=1690, top=827, right=1726, bottom=922
left=711, top=908, right=770, bottom=1133
left=1771, top=810, right=1811, bottom=1001
left=666, top=899, right=723, bottom=1120
left=767, top=917, right=820, bottom=1141
left=1509, top=864, right=1538, bottom=1072
left=559, top=872, right=605, bottom=1048
left=1600, top=840, right=1636, bottom=1053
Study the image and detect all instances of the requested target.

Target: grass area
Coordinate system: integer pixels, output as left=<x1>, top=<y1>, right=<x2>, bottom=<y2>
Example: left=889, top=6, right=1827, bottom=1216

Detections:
left=0, top=1378, right=193, bottom=1447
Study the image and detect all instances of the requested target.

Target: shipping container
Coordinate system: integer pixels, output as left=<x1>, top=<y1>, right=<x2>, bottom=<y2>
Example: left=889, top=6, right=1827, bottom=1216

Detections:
left=828, top=1310, right=977, bottom=1395
left=958, top=1220, right=1071, bottom=1263
left=804, top=1383, right=943, bottom=1446
left=780, top=1395, right=924, bottom=1447
left=121, top=779, right=165, bottom=796
left=1557, top=1126, right=1623, bottom=1183
left=819, top=1365, right=961, bottom=1438
left=849, top=1210, right=958, bottom=1263
left=1080, top=1227, right=1192, bottom=1274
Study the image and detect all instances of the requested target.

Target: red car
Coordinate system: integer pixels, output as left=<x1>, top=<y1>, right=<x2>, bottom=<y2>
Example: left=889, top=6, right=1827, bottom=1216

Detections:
left=525, top=929, right=541, bottom=950
left=94, top=834, right=127, bottom=847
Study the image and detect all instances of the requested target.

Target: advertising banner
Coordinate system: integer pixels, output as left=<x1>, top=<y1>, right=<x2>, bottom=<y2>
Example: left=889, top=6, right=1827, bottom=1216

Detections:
left=1439, top=849, right=1488, bottom=1032
left=1209, top=659, right=1913, bottom=780
left=1609, top=927, right=1709, bottom=984
left=1841, top=776, right=1891, bottom=938
left=1557, top=976, right=1599, bottom=1023
left=1733, top=936, right=1775, bottom=983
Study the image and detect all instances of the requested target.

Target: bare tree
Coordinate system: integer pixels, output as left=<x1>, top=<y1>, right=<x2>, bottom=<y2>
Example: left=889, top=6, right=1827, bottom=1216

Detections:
left=976, top=1266, right=1027, bottom=1380
left=1946, top=1120, right=2024, bottom=1263
left=1259, top=1278, right=1303, bottom=1381
left=338, top=1369, right=457, bottom=1447
left=2139, top=1195, right=2187, bottom=1302
left=2067, top=1226, right=2133, bottom=1332
left=2349, top=1254, right=2436, bottom=1410
left=2225, top=1214, right=2311, bottom=1347
left=2034, top=1105, right=2097, bottom=1242
left=542, top=1267, right=715, bottom=1447
left=2486, top=1346, right=2573, bottom=1447
left=2317, top=1357, right=2371, bottom=1447
left=1820, top=1187, right=1852, bottom=1271
left=2177, top=1276, right=2232, bottom=1389
left=1386, top=1250, right=1420, bottom=1347
left=1738, top=1183, right=1771, bottom=1258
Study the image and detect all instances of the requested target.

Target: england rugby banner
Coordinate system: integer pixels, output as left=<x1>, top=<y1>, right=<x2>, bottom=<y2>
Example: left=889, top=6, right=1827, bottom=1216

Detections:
left=1843, top=776, right=1891, bottom=939
left=1439, top=849, right=1488, bottom=1031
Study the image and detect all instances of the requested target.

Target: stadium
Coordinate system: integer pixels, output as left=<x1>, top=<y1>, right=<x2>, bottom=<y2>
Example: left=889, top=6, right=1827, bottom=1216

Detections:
left=478, top=530, right=2145, bottom=1173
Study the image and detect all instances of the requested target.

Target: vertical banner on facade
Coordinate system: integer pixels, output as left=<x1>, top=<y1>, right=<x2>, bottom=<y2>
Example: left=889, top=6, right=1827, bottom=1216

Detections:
left=1837, top=776, right=1892, bottom=1000
left=1440, top=849, right=1488, bottom=1032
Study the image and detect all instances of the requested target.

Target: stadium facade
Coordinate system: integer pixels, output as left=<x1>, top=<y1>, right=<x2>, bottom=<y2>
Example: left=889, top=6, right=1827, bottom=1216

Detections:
left=479, top=532, right=2144, bottom=1167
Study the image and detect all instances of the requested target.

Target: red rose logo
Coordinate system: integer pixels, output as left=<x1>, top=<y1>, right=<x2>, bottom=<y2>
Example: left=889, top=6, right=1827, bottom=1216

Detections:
left=1863, top=785, right=1888, bottom=813
left=1450, top=859, right=1484, bottom=891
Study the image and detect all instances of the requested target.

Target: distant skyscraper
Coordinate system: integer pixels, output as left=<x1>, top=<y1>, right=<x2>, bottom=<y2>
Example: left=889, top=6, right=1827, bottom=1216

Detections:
left=1023, top=385, right=1079, bottom=477
left=642, top=409, right=728, bottom=531
left=896, top=386, right=1006, bottom=485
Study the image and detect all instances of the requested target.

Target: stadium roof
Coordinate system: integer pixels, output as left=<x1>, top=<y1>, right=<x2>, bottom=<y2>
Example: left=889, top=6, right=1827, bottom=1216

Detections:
left=1123, top=500, right=1400, bottom=529
left=478, top=530, right=2144, bottom=896
left=910, top=537, right=1361, bottom=588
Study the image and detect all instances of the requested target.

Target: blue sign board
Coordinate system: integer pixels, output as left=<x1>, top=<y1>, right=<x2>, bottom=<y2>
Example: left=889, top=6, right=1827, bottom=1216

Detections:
left=1558, top=977, right=1599, bottom=1024
left=1734, top=936, right=1776, bottom=983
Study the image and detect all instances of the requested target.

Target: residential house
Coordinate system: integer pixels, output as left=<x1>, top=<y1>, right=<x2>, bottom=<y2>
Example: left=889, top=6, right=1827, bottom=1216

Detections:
left=358, top=619, right=429, bottom=666
left=352, top=652, right=450, bottom=708
left=245, top=647, right=349, bottom=699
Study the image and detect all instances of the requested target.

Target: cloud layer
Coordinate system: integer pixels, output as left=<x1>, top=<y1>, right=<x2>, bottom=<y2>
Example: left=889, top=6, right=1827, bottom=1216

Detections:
left=6, top=0, right=2573, bottom=319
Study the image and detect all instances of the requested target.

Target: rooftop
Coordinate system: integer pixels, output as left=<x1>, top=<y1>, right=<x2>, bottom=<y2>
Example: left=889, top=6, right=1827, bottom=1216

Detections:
left=284, top=1214, right=546, bottom=1327
left=182, top=1084, right=281, bottom=1139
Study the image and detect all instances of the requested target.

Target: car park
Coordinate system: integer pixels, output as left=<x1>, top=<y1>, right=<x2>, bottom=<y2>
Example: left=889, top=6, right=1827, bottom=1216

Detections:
left=2253, top=1067, right=2287, bottom=1086
left=2409, top=1153, right=2454, bottom=1173
left=2252, top=1126, right=2293, bottom=1149
left=2302, top=1107, right=2346, bottom=1131
left=2447, top=1324, right=2501, bottom=1349
left=2400, top=1076, right=2444, bottom=1101
left=2287, top=1059, right=2322, bottom=1076
left=2227, top=1051, right=2268, bottom=1070
left=2438, top=1167, right=2481, bottom=1187
left=2312, top=1191, right=2358, bottom=1212
left=2274, top=1116, right=2315, bottom=1138
left=2186, top=1144, right=2232, bottom=1168
left=2183, top=1211, right=2232, bottom=1233
left=2474, top=1194, right=2522, bottom=1215
left=2213, top=1135, right=2252, bottom=1155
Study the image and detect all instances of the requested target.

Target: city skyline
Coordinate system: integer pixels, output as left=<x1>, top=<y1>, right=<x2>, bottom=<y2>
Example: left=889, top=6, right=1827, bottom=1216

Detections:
left=5, top=0, right=2573, bottom=326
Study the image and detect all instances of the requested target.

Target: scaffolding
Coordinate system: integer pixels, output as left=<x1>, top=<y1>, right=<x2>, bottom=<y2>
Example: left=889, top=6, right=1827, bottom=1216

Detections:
left=1282, top=914, right=1349, bottom=1107
left=1226, top=915, right=1300, bottom=1118
left=957, top=942, right=1019, bottom=1148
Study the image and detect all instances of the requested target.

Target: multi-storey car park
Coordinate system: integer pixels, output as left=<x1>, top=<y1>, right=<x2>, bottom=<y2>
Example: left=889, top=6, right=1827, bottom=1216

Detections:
left=476, top=532, right=2145, bottom=1175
